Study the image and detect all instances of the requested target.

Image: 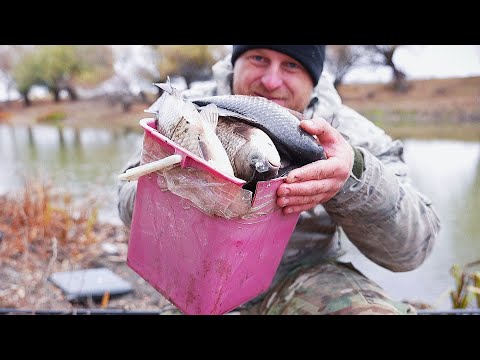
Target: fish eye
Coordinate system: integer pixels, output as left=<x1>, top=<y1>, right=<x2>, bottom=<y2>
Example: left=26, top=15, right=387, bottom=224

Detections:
left=250, top=153, right=261, bottom=162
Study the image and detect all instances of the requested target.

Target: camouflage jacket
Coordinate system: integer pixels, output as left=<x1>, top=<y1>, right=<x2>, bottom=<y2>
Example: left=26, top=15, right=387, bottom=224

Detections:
left=118, top=55, right=441, bottom=288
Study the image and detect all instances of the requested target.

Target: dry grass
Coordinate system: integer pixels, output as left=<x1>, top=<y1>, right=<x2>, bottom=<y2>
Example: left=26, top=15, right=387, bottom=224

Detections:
left=0, top=180, right=98, bottom=262
left=0, top=179, right=170, bottom=312
left=449, top=261, right=480, bottom=309
left=0, top=180, right=100, bottom=309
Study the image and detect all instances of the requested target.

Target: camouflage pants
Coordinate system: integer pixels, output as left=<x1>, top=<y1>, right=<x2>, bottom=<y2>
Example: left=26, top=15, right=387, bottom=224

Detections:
left=240, top=261, right=416, bottom=315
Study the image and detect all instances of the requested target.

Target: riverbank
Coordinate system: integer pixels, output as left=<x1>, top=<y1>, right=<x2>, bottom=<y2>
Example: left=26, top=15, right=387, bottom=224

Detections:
left=1, top=76, right=480, bottom=140
left=338, top=76, right=480, bottom=141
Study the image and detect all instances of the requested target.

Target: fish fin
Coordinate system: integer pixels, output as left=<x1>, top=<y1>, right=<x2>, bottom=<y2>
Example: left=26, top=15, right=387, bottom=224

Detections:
left=154, top=76, right=175, bottom=95
left=199, top=103, right=219, bottom=130
left=197, top=128, right=227, bottom=172
left=190, top=99, right=258, bottom=123
left=216, top=108, right=258, bottom=123
left=146, top=78, right=178, bottom=114
left=198, top=137, right=214, bottom=161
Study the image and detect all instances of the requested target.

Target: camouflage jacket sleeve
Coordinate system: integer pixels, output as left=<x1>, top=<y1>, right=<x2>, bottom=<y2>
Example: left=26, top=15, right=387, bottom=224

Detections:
left=321, top=104, right=441, bottom=272
left=117, top=146, right=142, bottom=227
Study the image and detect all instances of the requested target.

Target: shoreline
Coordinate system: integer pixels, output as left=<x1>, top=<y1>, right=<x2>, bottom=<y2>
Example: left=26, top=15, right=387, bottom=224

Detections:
left=381, top=122, right=480, bottom=142
left=1, top=98, right=479, bottom=142
left=0, top=75, right=478, bottom=142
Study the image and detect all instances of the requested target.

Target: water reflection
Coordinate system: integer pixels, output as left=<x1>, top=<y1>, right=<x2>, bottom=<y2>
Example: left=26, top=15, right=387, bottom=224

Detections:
left=0, top=124, right=143, bottom=225
left=342, top=139, right=480, bottom=309
left=1, top=124, right=479, bottom=309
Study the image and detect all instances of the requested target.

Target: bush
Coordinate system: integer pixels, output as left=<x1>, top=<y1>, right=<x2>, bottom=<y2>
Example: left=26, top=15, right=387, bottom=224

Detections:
left=37, top=111, right=66, bottom=124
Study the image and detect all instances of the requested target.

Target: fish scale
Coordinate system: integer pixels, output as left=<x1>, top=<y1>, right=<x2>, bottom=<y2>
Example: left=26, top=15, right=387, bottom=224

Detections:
left=191, top=95, right=327, bottom=165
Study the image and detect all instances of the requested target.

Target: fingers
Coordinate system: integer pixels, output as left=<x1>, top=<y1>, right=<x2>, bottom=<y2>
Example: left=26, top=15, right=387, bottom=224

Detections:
left=277, top=178, right=340, bottom=215
left=285, top=157, right=348, bottom=184
left=278, top=191, right=336, bottom=215
left=277, top=193, right=330, bottom=208
left=278, top=178, right=337, bottom=197
left=300, top=119, right=338, bottom=144
left=281, top=202, right=317, bottom=215
left=275, top=117, right=354, bottom=216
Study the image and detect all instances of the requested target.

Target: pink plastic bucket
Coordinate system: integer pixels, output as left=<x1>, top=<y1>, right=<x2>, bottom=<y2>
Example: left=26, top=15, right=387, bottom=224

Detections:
left=126, top=119, right=300, bottom=315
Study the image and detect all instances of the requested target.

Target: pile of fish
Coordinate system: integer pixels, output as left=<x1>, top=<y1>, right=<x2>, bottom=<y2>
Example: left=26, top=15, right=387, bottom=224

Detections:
left=145, top=80, right=327, bottom=191
left=145, top=83, right=235, bottom=178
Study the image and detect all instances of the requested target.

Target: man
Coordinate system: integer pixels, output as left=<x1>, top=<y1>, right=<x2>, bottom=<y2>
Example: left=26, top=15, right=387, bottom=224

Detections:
left=118, top=45, right=441, bottom=315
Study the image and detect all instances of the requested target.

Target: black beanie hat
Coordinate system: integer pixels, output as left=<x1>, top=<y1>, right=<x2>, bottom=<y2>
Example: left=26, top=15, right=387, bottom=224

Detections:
left=231, top=45, right=326, bottom=85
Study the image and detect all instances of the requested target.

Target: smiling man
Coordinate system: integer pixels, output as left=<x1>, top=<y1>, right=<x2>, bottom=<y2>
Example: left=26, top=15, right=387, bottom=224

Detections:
left=118, top=45, right=441, bottom=315
left=231, top=46, right=318, bottom=112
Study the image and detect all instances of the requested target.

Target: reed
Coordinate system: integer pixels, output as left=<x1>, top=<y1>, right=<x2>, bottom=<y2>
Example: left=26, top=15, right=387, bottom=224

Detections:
left=449, top=260, right=480, bottom=309
left=0, top=178, right=100, bottom=266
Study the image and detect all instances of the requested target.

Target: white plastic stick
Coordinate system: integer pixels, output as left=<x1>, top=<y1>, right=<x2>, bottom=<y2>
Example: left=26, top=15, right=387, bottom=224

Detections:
left=118, top=154, right=182, bottom=182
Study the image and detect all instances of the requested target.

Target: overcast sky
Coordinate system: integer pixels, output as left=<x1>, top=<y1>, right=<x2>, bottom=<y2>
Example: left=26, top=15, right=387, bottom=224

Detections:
left=343, top=45, right=480, bottom=83
left=1, top=45, right=479, bottom=101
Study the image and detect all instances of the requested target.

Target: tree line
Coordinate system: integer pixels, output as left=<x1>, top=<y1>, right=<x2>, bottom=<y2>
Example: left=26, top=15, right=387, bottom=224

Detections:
left=0, top=45, right=410, bottom=108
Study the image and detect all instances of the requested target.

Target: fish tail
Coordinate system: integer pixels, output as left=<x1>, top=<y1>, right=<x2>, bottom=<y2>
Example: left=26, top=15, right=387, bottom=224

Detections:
left=155, top=76, right=175, bottom=95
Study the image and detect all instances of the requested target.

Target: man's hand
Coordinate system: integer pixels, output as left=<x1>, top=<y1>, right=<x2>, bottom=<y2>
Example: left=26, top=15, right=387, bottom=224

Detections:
left=277, top=118, right=354, bottom=215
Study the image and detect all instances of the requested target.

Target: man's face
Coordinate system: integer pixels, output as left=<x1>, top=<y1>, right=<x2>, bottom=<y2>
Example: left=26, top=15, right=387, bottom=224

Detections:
left=232, top=48, right=314, bottom=113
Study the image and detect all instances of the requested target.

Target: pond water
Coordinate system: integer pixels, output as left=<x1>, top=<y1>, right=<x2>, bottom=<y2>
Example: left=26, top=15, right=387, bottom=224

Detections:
left=1, top=124, right=479, bottom=309
left=343, top=139, right=480, bottom=309
left=0, top=124, right=143, bottom=225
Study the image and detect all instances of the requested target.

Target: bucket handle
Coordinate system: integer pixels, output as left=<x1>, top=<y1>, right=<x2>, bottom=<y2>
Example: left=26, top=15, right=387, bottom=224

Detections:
left=118, top=154, right=182, bottom=182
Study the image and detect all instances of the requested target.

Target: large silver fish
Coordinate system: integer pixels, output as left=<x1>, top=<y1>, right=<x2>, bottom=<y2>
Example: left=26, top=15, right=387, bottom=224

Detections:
left=145, top=83, right=235, bottom=177
left=191, top=95, right=327, bottom=166
left=215, top=116, right=281, bottom=190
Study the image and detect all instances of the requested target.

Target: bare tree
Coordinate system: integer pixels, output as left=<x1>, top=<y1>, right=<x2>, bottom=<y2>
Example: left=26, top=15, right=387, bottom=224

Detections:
left=325, top=45, right=367, bottom=88
left=362, top=45, right=409, bottom=92
left=103, top=45, right=158, bottom=112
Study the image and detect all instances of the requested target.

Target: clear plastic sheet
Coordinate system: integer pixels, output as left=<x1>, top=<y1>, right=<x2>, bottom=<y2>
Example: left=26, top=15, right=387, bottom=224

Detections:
left=141, top=134, right=255, bottom=219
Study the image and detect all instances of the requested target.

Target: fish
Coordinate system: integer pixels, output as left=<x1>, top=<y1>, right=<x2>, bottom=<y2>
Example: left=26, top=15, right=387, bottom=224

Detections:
left=215, top=116, right=281, bottom=191
left=190, top=95, right=328, bottom=167
left=145, top=81, right=235, bottom=177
